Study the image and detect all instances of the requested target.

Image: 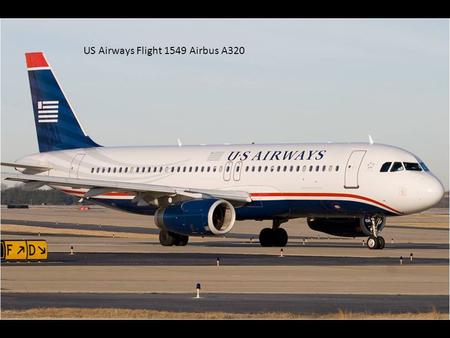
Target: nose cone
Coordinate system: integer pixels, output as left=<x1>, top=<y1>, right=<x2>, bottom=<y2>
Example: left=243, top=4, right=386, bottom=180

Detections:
left=419, top=175, right=445, bottom=210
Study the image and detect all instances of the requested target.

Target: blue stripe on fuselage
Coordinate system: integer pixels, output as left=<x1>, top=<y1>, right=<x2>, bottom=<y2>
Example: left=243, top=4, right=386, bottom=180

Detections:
left=88, top=198, right=397, bottom=218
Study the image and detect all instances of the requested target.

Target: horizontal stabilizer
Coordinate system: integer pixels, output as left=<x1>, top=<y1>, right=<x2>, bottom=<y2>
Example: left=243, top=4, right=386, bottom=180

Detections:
left=1, top=162, right=51, bottom=172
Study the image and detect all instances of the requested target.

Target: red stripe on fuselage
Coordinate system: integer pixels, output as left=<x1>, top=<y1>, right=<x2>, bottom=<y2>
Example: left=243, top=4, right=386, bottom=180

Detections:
left=60, top=188, right=133, bottom=197
left=250, top=192, right=401, bottom=214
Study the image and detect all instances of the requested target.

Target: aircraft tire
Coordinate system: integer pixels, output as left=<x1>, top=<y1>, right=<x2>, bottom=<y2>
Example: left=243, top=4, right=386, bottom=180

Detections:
left=259, top=228, right=274, bottom=247
left=273, top=228, right=288, bottom=247
left=159, top=230, right=177, bottom=246
left=367, top=236, right=379, bottom=250
left=175, top=234, right=189, bottom=246
left=377, top=236, right=385, bottom=249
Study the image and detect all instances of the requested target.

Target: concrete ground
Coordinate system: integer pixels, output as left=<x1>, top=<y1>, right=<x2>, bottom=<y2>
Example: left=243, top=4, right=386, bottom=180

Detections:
left=1, top=205, right=448, bottom=316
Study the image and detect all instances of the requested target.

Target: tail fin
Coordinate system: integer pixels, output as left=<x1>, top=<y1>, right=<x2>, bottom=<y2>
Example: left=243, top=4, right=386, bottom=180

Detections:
left=25, top=52, right=100, bottom=152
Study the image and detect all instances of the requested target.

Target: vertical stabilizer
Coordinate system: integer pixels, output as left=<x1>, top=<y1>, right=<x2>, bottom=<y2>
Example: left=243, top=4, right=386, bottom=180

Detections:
left=26, top=52, right=100, bottom=152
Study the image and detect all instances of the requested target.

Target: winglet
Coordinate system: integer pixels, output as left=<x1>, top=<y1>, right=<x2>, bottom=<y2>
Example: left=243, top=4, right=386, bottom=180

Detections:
left=368, top=135, right=374, bottom=145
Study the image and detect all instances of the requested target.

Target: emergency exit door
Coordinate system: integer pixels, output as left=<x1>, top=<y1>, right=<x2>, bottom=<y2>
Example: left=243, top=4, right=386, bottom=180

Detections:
left=344, top=150, right=366, bottom=189
left=69, top=153, right=85, bottom=178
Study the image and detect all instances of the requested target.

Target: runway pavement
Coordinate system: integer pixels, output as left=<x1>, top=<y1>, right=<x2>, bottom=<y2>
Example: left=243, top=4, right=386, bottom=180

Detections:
left=2, top=293, right=448, bottom=314
left=1, top=205, right=449, bottom=317
left=2, top=251, right=449, bottom=266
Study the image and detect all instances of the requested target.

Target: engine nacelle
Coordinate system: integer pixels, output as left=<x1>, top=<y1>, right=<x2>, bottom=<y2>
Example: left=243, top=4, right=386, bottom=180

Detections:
left=154, top=199, right=236, bottom=236
left=306, top=216, right=385, bottom=237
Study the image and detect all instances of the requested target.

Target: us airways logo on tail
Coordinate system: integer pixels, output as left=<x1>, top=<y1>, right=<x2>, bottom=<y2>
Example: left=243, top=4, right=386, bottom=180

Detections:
left=37, top=100, right=59, bottom=123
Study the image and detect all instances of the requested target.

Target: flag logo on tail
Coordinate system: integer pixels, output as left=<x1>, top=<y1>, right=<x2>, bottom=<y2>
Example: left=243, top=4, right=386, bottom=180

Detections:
left=37, top=101, right=59, bottom=123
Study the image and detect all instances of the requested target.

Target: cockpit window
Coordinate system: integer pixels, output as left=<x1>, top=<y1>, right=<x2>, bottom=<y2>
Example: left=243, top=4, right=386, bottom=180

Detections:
left=380, top=162, right=392, bottom=172
left=403, top=162, right=422, bottom=171
left=390, top=162, right=404, bottom=172
left=419, top=162, right=430, bottom=172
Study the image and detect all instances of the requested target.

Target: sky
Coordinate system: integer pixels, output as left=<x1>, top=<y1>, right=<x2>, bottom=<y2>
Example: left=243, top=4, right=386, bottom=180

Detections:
left=1, top=19, right=449, bottom=188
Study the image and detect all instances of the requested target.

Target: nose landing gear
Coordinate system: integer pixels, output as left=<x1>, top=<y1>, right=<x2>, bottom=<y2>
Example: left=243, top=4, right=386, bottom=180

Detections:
left=366, top=215, right=385, bottom=250
left=259, top=219, right=288, bottom=247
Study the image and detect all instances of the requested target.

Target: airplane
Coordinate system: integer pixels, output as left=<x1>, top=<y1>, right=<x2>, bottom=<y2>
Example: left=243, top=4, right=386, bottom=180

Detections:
left=1, top=52, right=445, bottom=250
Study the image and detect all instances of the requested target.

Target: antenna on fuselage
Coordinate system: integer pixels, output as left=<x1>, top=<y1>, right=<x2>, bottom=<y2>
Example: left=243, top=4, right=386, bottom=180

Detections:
left=368, top=135, right=374, bottom=145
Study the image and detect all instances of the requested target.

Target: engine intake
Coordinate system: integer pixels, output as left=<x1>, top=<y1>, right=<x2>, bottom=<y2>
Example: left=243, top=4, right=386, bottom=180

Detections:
left=155, top=199, right=236, bottom=236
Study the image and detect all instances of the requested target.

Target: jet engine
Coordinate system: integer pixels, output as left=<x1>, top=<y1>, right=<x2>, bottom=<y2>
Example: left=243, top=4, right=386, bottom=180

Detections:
left=306, top=216, right=385, bottom=237
left=154, top=198, right=236, bottom=236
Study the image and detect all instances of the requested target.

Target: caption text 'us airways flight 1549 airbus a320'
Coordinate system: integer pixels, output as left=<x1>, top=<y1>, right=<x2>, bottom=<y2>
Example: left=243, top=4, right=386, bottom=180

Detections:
left=1, top=52, right=445, bottom=250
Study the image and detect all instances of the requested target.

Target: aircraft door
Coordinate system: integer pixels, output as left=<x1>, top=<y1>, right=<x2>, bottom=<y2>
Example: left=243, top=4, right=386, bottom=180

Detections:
left=344, top=150, right=366, bottom=189
left=233, top=161, right=243, bottom=181
left=223, top=161, right=233, bottom=181
left=69, top=153, right=86, bottom=178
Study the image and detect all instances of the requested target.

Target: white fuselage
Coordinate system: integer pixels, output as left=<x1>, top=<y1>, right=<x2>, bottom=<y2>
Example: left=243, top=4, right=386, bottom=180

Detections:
left=18, top=142, right=444, bottom=218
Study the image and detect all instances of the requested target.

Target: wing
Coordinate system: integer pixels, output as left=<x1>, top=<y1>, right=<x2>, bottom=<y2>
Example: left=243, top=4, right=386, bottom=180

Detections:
left=2, top=173, right=252, bottom=204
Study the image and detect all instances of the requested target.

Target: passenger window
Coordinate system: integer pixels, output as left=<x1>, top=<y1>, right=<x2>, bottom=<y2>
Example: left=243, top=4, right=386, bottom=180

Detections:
left=213, top=166, right=216, bottom=172
left=119, top=167, right=122, bottom=173
left=153, top=167, right=157, bottom=173
left=189, top=167, right=192, bottom=172
left=258, top=166, right=262, bottom=172
left=302, top=165, right=306, bottom=172
left=159, top=167, right=163, bottom=172
left=390, top=162, right=404, bottom=172
left=183, top=167, right=186, bottom=172
left=296, top=166, right=300, bottom=172
left=309, top=165, right=313, bottom=172
left=102, top=168, right=105, bottom=173
left=404, top=162, right=422, bottom=171
left=136, top=167, right=140, bottom=173
left=322, top=165, right=326, bottom=172
left=335, top=165, right=339, bottom=172
left=124, top=167, right=128, bottom=173
left=113, top=167, right=116, bottom=173
left=252, top=166, right=255, bottom=172
left=201, top=166, right=204, bottom=172
left=264, top=166, right=268, bottom=172
left=96, top=168, right=100, bottom=173
left=270, top=166, right=274, bottom=172
left=315, top=165, right=319, bottom=172
left=148, top=167, right=151, bottom=172
left=245, top=166, right=249, bottom=172
left=277, top=166, right=281, bottom=172
left=380, top=162, right=391, bottom=172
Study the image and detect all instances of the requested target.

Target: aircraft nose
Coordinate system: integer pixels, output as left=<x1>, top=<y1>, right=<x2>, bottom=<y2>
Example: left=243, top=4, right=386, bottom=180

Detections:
left=420, top=175, right=445, bottom=209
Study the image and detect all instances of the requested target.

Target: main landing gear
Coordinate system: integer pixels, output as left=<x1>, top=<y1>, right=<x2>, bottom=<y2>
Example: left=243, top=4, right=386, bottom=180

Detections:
left=365, top=215, right=385, bottom=250
left=259, top=220, right=288, bottom=247
left=159, top=230, right=189, bottom=246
